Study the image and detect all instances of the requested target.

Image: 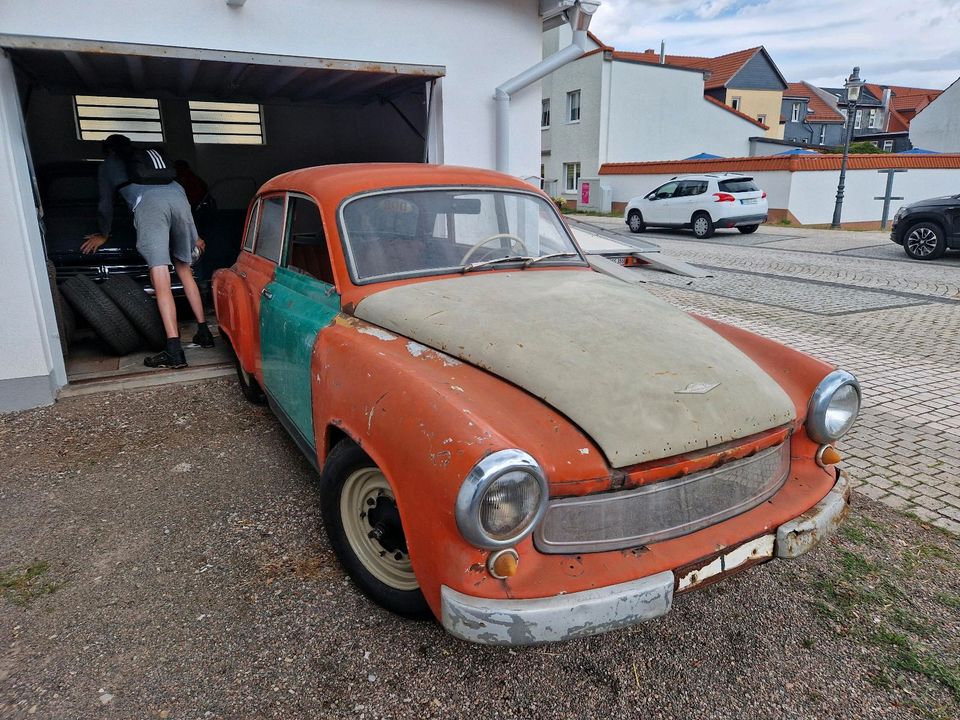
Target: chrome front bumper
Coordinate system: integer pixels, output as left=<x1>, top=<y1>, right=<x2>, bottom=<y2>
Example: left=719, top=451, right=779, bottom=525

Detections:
left=442, top=472, right=850, bottom=645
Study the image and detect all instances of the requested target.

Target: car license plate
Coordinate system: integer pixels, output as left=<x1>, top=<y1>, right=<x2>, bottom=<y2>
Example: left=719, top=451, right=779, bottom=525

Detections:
left=742, top=198, right=758, bottom=205
left=612, top=256, right=627, bottom=265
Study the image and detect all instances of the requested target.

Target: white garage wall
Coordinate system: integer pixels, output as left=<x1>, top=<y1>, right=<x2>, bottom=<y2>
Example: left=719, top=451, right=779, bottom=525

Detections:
left=0, top=0, right=543, bottom=177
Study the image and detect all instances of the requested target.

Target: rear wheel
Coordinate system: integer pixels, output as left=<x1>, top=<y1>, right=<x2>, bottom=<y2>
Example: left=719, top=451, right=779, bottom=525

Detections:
left=738, top=224, right=760, bottom=234
left=60, top=275, right=142, bottom=356
left=222, top=332, right=266, bottom=404
left=627, top=210, right=646, bottom=233
left=320, top=440, right=429, bottom=617
left=903, top=222, right=946, bottom=260
left=692, top=212, right=715, bottom=239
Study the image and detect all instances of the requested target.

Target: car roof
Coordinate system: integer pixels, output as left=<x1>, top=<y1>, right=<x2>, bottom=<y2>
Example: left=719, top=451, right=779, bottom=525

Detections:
left=259, top=163, right=538, bottom=207
left=666, top=172, right=751, bottom=181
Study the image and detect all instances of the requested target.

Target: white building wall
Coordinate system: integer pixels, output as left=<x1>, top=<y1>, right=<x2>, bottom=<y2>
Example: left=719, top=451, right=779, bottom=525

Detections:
left=602, top=170, right=792, bottom=210
left=605, top=61, right=759, bottom=162
left=910, top=78, right=960, bottom=153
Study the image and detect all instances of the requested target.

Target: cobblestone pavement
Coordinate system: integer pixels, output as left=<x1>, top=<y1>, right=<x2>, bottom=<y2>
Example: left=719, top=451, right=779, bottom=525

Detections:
left=573, top=216, right=960, bottom=534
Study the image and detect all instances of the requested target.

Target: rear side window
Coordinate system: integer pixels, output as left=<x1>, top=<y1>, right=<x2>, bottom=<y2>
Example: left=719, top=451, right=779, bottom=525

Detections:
left=677, top=181, right=707, bottom=197
left=255, top=195, right=286, bottom=263
left=718, top=178, right=759, bottom=193
left=242, top=199, right=260, bottom=252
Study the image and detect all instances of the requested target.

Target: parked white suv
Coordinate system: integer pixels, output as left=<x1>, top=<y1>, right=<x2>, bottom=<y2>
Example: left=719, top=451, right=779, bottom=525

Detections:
left=624, top=173, right=768, bottom=239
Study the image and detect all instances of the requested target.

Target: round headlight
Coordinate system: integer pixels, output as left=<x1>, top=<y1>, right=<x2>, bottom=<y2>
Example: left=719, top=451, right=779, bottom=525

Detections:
left=807, top=370, right=861, bottom=443
left=456, top=450, right=548, bottom=549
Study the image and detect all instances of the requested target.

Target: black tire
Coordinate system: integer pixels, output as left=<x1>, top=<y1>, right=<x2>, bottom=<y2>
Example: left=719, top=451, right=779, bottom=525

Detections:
left=222, top=332, right=266, bottom=404
left=60, top=275, right=142, bottom=356
left=45, top=260, right=70, bottom=358
left=102, top=275, right=166, bottom=350
left=902, top=221, right=946, bottom=260
left=738, top=224, right=760, bottom=234
left=320, top=440, right=430, bottom=618
left=692, top=212, right=715, bottom=239
left=627, top=210, right=646, bottom=233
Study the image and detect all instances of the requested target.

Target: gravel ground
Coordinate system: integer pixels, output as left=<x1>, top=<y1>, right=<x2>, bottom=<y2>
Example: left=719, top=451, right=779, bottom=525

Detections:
left=1, top=379, right=958, bottom=720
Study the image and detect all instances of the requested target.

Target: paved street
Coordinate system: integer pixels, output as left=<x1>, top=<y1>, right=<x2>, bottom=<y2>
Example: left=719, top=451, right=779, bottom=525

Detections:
left=573, top=215, right=960, bottom=534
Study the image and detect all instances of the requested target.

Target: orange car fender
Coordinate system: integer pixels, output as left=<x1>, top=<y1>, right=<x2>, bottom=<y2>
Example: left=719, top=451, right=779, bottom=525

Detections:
left=309, top=317, right=609, bottom=614
left=213, top=267, right=256, bottom=373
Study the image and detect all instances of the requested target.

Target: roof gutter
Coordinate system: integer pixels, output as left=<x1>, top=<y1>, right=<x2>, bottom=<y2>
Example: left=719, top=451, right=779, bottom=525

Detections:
left=495, top=0, right=599, bottom=173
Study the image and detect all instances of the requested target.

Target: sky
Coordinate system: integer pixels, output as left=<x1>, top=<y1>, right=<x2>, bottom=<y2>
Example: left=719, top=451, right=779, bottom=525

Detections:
left=588, top=0, right=960, bottom=90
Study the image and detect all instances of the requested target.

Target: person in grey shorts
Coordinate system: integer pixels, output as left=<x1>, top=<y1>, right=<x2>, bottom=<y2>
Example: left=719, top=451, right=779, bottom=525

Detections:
left=80, top=134, right=213, bottom=368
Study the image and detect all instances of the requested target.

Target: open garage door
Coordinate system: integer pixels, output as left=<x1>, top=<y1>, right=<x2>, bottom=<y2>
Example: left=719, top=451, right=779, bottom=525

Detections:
left=2, top=35, right=444, bottom=385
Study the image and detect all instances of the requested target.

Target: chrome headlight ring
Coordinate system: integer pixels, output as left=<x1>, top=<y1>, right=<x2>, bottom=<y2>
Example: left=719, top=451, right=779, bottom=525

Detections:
left=455, top=449, right=549, bottom=550
left=806, top=369, right=861, bottom=444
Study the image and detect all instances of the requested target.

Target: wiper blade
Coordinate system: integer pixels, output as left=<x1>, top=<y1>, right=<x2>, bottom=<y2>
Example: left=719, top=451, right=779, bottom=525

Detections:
left=460, top=255, right=533, bottom=273
left=523, top=252, right=578, bottom=267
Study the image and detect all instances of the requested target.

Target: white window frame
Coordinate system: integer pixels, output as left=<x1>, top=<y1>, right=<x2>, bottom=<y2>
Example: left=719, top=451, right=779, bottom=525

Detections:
left=731, top=96, right=742, bottom=111
left=566, top=90, right=581, bottom=123
left=757, top=114, right=767, bottom=125
left=819, top=126, right=826, bottom=145
left=73, top=95, right=163, bottom=142
left=791, top=102, right=801, bottom=123
left=189, top=100, right=265, bottom=145
left=541, top=98, right=551, bottom=129
left=868, top=108, right=877, bottom=129
left=854, top=109, right=863, bottom=129
left=563, top=162, right=581, bottom=193
left=883, top=140, right=894, bottom=152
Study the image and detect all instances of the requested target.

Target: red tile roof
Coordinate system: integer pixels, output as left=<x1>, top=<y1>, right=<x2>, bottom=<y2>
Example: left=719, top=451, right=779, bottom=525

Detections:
left=610, top=47, right=762, bottom=90
left=704, top=95, right=768, bottom=129
left=600, top=154, right=960, bottom=175
left=783, top=81, right=845, bottom=123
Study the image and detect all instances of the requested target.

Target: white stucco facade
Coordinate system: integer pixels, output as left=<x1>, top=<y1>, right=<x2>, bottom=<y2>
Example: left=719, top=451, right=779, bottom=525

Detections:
left=0, top=0, right=548, bottom=411
left=541, top=26, right=763, bottom=203
left=910, top=77, right=960, bottom=153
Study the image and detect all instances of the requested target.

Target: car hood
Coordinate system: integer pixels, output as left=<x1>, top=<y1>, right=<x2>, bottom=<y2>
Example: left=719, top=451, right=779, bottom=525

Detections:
left=908, top=195, right=959, bottom=209
left=354, top=270, right=796, bottom=468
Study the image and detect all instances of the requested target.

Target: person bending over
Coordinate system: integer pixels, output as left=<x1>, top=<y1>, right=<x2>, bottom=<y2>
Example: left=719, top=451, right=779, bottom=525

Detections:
left=80, top=134, right=214, bottom=368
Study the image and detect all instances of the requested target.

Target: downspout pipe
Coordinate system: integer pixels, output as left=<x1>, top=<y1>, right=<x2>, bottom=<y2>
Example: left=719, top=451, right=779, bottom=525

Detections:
left=494, top=0, right=599, bottom=173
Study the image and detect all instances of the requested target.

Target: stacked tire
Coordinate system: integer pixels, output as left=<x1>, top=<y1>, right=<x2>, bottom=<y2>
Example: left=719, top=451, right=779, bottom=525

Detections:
left=59, top=274, right=166, bottom=356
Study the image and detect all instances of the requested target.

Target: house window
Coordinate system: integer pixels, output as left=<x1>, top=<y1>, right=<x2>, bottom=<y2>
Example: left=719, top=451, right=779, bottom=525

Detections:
left=731, top=96, right=742, bottom=111
left=791, top=102, right=801, bottom=122
left=541, top=99, right=551, bottom=128
left=566, top=90, right=581, bottom=123
left=854, top=109, right=863, bottom=129
left=189, top=101, right=264, bottom=144
left=883, top=140, right=894, bottom=152
left=757, top=114, right=767, bottom=125
left=563, top=162, right=581, bottom=193
left=868, top=109, right=877, bottom=128
left=74, top=95, right=163, bottom=142
left=819, top=126, right=826, bottom=145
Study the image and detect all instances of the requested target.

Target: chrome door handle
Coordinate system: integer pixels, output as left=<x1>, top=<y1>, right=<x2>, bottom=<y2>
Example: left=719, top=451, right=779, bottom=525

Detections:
left=261, top=288, right=273, bottom=300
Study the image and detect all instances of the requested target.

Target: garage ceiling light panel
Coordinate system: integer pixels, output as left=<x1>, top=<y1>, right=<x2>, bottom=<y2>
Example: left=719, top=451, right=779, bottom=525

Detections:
left=74, top=95, right=163, bottom=142
left=189, top=101, right=264, bottom=144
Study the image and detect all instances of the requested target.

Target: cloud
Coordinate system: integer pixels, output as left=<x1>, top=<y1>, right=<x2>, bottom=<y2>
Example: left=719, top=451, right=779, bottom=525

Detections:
left=589, top=0, right=960, bottom=89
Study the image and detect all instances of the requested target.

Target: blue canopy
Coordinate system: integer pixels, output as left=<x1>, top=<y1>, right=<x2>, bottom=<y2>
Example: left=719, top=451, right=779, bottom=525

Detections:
left=775, top=148, right=819, bottom=155
left=898, top=147, right=939, bottom=154
left=684, top=152, right=723, bottom=160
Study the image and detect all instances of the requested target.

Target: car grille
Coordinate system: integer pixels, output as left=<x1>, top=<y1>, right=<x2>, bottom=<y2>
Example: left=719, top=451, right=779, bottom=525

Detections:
left=534, top=442, right=791, bottom=554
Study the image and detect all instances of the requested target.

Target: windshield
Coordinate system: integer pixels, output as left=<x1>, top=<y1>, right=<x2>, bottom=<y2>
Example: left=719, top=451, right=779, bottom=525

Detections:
left=340, top=188, right=584, bottom=281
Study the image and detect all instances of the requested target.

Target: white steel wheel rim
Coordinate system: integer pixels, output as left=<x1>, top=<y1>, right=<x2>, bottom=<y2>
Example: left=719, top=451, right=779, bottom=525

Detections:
left=906, top=227, right=937, bottom=256
left=694, top=217, right=708, bottom=234
left=340, top=468, right=419, bottom=591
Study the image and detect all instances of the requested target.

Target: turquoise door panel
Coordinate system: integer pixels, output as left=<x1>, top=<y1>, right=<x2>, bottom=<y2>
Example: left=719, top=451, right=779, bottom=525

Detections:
left=260, top=266, right=340, bottom=447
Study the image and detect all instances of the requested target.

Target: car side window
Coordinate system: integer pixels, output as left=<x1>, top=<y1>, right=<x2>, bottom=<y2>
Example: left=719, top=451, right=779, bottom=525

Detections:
left=255, top=195, right=286, bottom=264
left=242, top=199, right=260, bottom=252
left=284, top=195, right=335, bottom=286
left=654, top=182, right=679, bottom=200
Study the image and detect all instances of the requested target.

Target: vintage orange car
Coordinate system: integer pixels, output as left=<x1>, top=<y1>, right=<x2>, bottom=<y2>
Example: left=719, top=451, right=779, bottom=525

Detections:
left=213, top=163, right=860, bottom=644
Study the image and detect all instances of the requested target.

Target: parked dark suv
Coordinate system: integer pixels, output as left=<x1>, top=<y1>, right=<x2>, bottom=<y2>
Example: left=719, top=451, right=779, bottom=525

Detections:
left=890, top=194, right=960, bottom=260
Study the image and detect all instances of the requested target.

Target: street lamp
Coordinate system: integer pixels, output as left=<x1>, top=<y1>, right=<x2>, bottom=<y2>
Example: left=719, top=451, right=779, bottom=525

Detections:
left=831, top=66, right=865, bottom=229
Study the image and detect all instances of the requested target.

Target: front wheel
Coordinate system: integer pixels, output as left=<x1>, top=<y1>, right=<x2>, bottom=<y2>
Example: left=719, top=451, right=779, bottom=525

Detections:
left=738, top=224, right=760, bottom=235
left=627, top=210, right=645, bottom=233
left=903, top=222, right=946, bottom=260
left=320, top=440, right=430, bottom=617
left=692, top=212, right=715, bottom=239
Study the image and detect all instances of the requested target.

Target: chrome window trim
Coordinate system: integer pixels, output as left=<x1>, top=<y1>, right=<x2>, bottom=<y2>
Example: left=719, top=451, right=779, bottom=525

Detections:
left=534, top=442, right=791, bottom=555
left=455, top=449, right=549, bottom=550
left=806, top=369, right=861, bottom=444
left=336, top=185, right=587, bottom=286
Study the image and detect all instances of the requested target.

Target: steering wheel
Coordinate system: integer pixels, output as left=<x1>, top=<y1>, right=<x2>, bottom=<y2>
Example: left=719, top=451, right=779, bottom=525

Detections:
left=460, top=233, right=528, bottom=264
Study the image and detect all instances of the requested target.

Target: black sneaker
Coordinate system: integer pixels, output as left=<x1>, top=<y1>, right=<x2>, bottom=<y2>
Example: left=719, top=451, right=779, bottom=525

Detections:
left=192, top=326, right=215, bottom=348
left=144, top=348, right=188, bottom=369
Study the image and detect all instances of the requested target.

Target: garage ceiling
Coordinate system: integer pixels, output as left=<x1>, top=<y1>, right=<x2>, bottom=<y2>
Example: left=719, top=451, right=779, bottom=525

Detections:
left=6, top=44, right=443, bottom=105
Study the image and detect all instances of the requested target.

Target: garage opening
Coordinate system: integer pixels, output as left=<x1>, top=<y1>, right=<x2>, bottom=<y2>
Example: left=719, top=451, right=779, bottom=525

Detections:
left=4, top=38, right=443, bottom=388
